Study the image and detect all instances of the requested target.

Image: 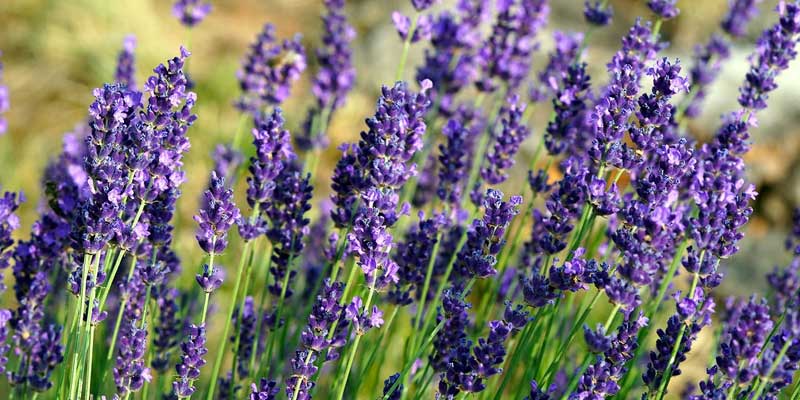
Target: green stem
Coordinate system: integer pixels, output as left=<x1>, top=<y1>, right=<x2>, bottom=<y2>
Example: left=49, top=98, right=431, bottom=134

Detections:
left=334, top=273, right=379, bottom=400
left=205, top=239, right=254, bottom=400
left=395, top=15, right=418, bottom=81
left=68, top=253, right=94, bottom=400
left=652, top=271, right=701, bottom=400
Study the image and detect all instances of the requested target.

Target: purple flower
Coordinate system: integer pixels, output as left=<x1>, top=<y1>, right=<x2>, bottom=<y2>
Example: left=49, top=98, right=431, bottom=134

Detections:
left=436, top=106, right=485, bottom=205
left=114, top=323, right=151, bottom=396
left=392, top=12, right=433, bottom=44
left=431, top=288, right=471, bottom=372
left=684, top=34, right=731, bottom=118
left=0, top=52, right=8, bottom=136
left=195, top=171, right=240, bottom=255
left=549, top=252, right=588, bottom=292
left=172, top=0, right=212, bottom=27
left=251, top=378, right=280, bottom=400
left=521, top=272, right=559, bottom=308
left=382, top=373, right=403, bottom=400
left=476, top=0, right=550, bottom=92
left=416, top=2, right=489, bottom=114
left=286, top=280, right=346, bottom=398
left=173, top=324, right=208, bottom=397
left=456, top=189, right=522, bottom=279
left=390, top=212, right=447, bottom=305
left=233, top=296, right=257, bottom=377
left=312, top=0, right=355, bottom=111
left=412, top=0, right=439, bottom=11
left=714, top=297, right=774, bottom=384
left=722, top=0, right=765, bottom=37
left=151, top=287, right=181, bottom=372
left=647, top=0, right=680, bottom=20
left=584, top=1, right=613, bottom=26
left=544, top=62, right=591, bottom=156
left=584, top=324, right=612, bottom=353
left=265, top=161, right=312, bottom=300
left=240, top=108, right=295, bottom=240
left=570, top=314, right=647, bottom=399
left=530, top=31, right=585, bottom=103
left=115, top=35, right=136, bottom=89
left=480, top=94, right=530, bottom=186
left=739, top=1, right=800, bottom=110
left=237, top=24, right=306, bottom=111
left=526, top=380, right=553, bottom=400
left=211, top=143, right=244, bottom=183
left=298, top=0, right=356, bottom=151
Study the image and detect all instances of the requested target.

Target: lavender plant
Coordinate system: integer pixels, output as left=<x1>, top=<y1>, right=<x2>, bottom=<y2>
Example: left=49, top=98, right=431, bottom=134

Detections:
left=2, top=1, right=800, bottom=399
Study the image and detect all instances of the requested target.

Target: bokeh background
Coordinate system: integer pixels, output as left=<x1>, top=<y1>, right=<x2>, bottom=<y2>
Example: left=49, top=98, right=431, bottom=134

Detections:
left=1, top=0, right=799, bottom=396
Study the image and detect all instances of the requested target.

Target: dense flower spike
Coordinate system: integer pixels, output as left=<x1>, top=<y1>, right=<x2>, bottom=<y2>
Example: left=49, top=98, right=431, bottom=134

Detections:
left=115, top=35, right=137, bottom=88
left=237, top=24, right=307, bottom=111
left=584, top=1, right=613, bottom=26
left=684, top=34, right=731, bottom=118
left=530, top=31, right=584, bottom=103
left=173, top=0, right=212, bottom=27
left=480, top=94, right=530, bottom=185
left=286, top=280, right=346, bottom=398
left=314, top=0, right=355, bottom=112
left=195, top=172, right=240, bottom=254
left=647, top=0, right=680, bottom=19
left=241, top=108, right=295, bottom=240
left=416, top=1, right=489, bottom=114
left=738, top=1, right=800, bottom=110
left=298, top=0, right=356, bottom=151
left=722, top=0, right=765, bottom=37
left=456, top=189, right=522, bottom=279
left=173, top=324, right=208, bottom=397
left=477, top=0, right=550, bottom=92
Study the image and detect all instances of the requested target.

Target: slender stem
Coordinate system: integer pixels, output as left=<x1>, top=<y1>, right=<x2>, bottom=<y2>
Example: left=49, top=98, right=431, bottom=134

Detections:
left=409, top=231, right=443, bottom=354
left=395, top=15, right=418, bottom=81
left=334, top=274, right=379, bottom=400
left=652, top=271, right=701, bottom=400
left=68, top=253, right=93, bottom=400
left=205, top=239, right=254, bottom=400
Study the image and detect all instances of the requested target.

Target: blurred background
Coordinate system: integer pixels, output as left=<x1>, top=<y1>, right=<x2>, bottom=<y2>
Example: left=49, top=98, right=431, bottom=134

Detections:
left=0, top=0, right=799, bottom=393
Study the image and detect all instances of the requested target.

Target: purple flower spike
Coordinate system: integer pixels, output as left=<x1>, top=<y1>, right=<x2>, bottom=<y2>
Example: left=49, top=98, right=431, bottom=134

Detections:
left=647, top=0, right=680, bottom=20
left=477, top=0, right=550, bottom=92
left=114, top=324, right=151, bottom=396
left=173, top=0, right=212, bottom=27
left=195, top=171, right=240, bottom=255
left=480, top=94, right=531, bottom=185
left=240, top=108, right=295, bottom=240
left=412, top=0, right=439, bottom=11
left=382, top=373, right=403, bottom=400
left=738, top=1, right=800, bottom=111
left=237, top=24, right=307, bottom=111
left=456, top=189, right=522, bottom=279
left=115, top=35, right=137, bottom=88
left=173, top=324, right=208, bottom=397
left=0, top=52, right=8, bottom=136
left=393, top=12, right=433, bottom=44
left=722, top=0, right=765, bottom=37
left=584, top=1, right=613, bottom=26
left=286, top=280, right=346, bottom=398
left=312, top=0, right=356, bottom=112
left=251, top=378, right=280, bottom=400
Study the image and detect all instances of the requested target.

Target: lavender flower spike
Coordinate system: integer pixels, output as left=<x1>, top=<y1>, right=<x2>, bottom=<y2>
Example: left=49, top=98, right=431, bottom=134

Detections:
left=312, top=0, right=356, bottom=112
left=722, top=0, right=765, bottom=37
left=0, top=52, right=7, bottom=135
left=173, top=324, right=208, bottom=397
left=173, top=0, right=212, bottom=27
left=237, top=24, right=307, bottom=112
left=481, top=94, right=531, bottom=185
left=647, top=0, right=680, bottom=20
left=115, top=35, right=137, bottom=88
left=584, top=1, right=613, bottom=26
left=195, top=171, right=240, bottom=255
left=738, top=1, right=800, bottom=111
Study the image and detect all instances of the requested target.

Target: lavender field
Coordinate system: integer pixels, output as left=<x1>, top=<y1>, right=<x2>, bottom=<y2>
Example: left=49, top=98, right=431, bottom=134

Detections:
left=1, top=0, right=800, bottom=399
